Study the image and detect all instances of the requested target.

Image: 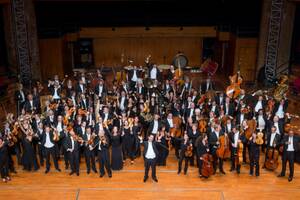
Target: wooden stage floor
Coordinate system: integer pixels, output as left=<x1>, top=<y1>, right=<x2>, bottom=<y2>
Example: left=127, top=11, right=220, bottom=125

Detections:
left=0, top=152, right=299, bottom=200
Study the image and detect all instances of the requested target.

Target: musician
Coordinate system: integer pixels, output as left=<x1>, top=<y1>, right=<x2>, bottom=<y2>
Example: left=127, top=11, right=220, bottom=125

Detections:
left=255, top=109, right=267, bottom=151
left=128, top=65, right=143, bottom=91
left=65, top=79, right=74, bottom=98
left=185, top=103, right=196, bottom=123
left=44, top=110, right=56, bottom=127
left=229, top=126, right=245, bottom=174
left=0, top=137, right=11, bottom=183
left=15, top=83, right=26, bottom=116
left=253, top=95, right=266, bottom=114
left=263, top=126, right=280, bottom=169
left=79, top=94, right=90, bottom=111
left=149, top=64, right=161, bottom=81
left=96, top=131, right=112, bottom=178
left=187, top=123, right=200, bottom=167
left=273, top=98, right=288, bottom=120
left=223, top=97, right=235, bottom=117
left=136, top=79, right=146, bottom=97
left=118, top=90, right=128, bottom=112
left=248, top=132, right=261, bottom=176
left=121, top=120, right=136, bottom=164
left=196, top=134, right=210, bottom=178
left=215, top=92, right=225, bottom=107
left=64, top=130, right=80, bottom=176
left=278, top=130, right=300, bottom=182
left=111, top=126, right=123, bottom=170
left=42, top=124, right=61, bottom=173
left=191, top=90, right=200, bottom=105
left=82, top=127, right=97, bottom=174
left=143, top=134, right=158, bottom=182
left=177, top=134, right=192, bottom=175
left=200, top=78, right=215, bottom=94
left=208, top=124, right=226, bottom=174
left=162, top=79, right=174, bottom=95
left=75, top=79, right=86, bottom=94
left=95, top=79, right=107, bottom=100
left=270, top=116, right=284, bottom=136
left=148, top=113, right=161, bottom=136
left=23, top=94, right=39, bottom=113
left=48, top=81, right=62, bottom=101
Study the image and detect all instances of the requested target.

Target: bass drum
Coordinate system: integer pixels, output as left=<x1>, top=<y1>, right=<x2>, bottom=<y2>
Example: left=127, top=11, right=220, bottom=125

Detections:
left=173, top=53, right=188, bottom=69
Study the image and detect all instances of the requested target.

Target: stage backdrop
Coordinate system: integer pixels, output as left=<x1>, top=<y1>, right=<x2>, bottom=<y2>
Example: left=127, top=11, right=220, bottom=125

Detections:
left=79, top=27, right=217, bottom=67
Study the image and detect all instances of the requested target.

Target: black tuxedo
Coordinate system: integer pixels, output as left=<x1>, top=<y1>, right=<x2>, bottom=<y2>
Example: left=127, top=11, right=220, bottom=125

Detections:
left=23, top=100, right=39, bottom=113
left=95, top=136, right=112, bottom=177
left=208, top=131, right=225, bottom=172
left=279, top=135, right=300, bottom=178
left=215, top=94, right=225, bottom=106
left=148, top=66, right=161, bottom=81
left=148, top=120, right=162, bottom=135
left=94, top=84, right=107, bottom=98
left=82, top=133, right=97, bottom=173
left=143, top=141, right=159, bottom=180
left=79, top=99, right=90, bottom=110
left=200, top=81, right=215, bottom=94
left=41, top=131, right=60, bottom=171
left=75, top=83, right=86, bottom=94
left=223, top=103, right=235, bottom=117
left=64, top=135, right=80, bottom=174
left=48, top=86, right=62, bottom=99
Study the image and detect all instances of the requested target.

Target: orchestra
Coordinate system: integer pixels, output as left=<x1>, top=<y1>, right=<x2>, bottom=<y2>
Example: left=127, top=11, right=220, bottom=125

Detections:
left=0, top=57, right=300, bottom=184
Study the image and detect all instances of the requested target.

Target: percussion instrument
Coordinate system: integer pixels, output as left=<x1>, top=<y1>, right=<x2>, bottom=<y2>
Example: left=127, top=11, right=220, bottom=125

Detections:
left=157, top=64, right=171, bottom=70
left=173, top=53, right=188, bottom=69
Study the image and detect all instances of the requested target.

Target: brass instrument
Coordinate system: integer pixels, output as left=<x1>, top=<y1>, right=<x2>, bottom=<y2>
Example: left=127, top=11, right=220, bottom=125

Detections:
left=273, top=75, right=289, bottom=102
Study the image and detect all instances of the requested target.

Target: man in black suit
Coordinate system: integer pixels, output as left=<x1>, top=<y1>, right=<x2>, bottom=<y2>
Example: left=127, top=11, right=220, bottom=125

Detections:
left=79, top=94, right=89, bottom=111
left=128, top=65, right=143, bottom=91
left=15, top=83, right=26, bottom=116
left=223, top=97, right=235, bottom=118
left=82, top=127, right=97, bottom=174
left=208, top=124, right=226, bottom=174
left=278, top=130, right=300, bottom=182
left=64, top=130, right=81, bottom=176
left=41, top=125, right=61, bottom=173
left=148, top=114, right=161, bottom=136
left=263, top=126, right=281, bottom=168
left=143, top=134, right=159, bottom=182
left=96, top=131, right=112, bottom=178
left=94, top=79, right=107, bottom=101
left=200, top=78, right=215, bottom=94
left=23, top=94, right=39, bottom=113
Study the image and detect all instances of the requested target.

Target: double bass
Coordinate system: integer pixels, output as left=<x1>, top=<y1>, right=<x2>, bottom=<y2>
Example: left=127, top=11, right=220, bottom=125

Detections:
left=201, top=153, right=214, bottom=178
left=226, top=71, right=242, bottom=99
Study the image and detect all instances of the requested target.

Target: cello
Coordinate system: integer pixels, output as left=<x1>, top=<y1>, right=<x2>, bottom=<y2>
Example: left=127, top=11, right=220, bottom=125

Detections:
left=198, top=118, right=207, bottom=134
left=216, top=134, right=231, bottom=159
left=226, top=71, right=242, bottom=99
left=265, top=140, right=279, bottom=170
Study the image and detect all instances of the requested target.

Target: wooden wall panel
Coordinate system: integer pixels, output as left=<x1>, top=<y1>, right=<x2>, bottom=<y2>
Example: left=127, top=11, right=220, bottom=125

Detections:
left=93, top=37, right=202, bottom=67
left=233, top=38, right=258, bottom=82
left=39, top=38, right=65, bottom=79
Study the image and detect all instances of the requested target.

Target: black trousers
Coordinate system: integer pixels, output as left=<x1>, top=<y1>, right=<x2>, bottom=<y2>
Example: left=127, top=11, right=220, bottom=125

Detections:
left=249, top=153, right=260, bottom=176
left=84, top=149, right=96, bottom=172
left=178, top=156, right=190, bottom=173
left=0, top=159, right=9, bottom=178
left=213, top=153, right=224, bottom=172
left=38, top=144, right=45, bottom=166
left=281, top=151, right=295, bottom=178
left=45, top=147, right=59, bottom=171
left=68, top=150, right=79, bottom=174
left=98, top=150, right=112, bottom=176
left=144, top=158, right=157, bottom=179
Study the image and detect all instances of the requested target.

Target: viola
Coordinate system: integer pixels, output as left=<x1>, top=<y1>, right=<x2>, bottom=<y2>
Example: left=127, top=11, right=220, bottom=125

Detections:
left=201, top=153, right=214, bottom=178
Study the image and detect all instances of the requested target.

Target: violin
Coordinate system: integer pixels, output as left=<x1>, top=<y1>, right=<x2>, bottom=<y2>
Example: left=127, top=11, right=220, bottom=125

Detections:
left=256, top=131, right=264, bottom=145
left=184, top=143, right=193, bottom=157
left=78, top=108, right=88, bottom=116
left=216, top=134, right=231, bottom=159
left=201, top=153, right=214, bottom=178
left=226, top=71, right=242, bottom=99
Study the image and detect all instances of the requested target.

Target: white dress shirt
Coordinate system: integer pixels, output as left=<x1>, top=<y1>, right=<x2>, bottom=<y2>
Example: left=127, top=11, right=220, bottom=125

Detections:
left=131, top=70, right=138, bottom=82
left=233, top=131, right=239, bottom=148
left=145, top=142, right=156, bottom=159
left=44, top=132, right=54, bottom=148
left=167, top=118, right=174, bottom=128
left=287, top=136, right=294, bottom=152
left=152, top=120, right=159, bottom=134
left=254, top=101, right=263, bottom=112
left=150, top=67, right=157, bottom=80
left=270, top=133, right=277, bottom=147
left=276, top=105, right=284, bottom=119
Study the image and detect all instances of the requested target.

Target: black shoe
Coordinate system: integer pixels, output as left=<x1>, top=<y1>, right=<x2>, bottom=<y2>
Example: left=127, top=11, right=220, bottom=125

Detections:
left=277, top=174, right=285, bottom=177
left=45, top=169, right=49, bottom=174
left=220, top=170, right=226, bottom=175
left=100, top=174, right=104, bottom=178
left=152, top=177, right=158, bottom=182
left=177, top=171, right=181, bottom=175
left=288, top=177, right=293, bottom=182
left=56, top=168, right=61, bottom=172
left=256, top=174, right=259, bottom=177
left=237, top=170, right=240, bottom=174
left=184, top=171, right=187, bottom=175
left=93, top=169, right=98, bottom=173
left=249, top=172, right=253, bottom=176
left=143, top=177, right=148, bottom=182
left=69, top=171, right=75, bottom=175
left=76, top=172, right=79, bottom=176
left=87, top=170, right=90, bottom=174
left=229, top=168, right=235, bottom=172
left=108, top=174, right=112, bottom=178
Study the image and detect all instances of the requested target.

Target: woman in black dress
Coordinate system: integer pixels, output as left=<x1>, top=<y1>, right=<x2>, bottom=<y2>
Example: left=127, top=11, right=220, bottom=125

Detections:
left=132, top=116, right=142, bottom=158
left=0, top=137, right=11, bottom=183
left=156, top=126, right=169, bottom=166
left=121, top=120, right=135, bottom=164
left=19, top=119, right=39, bottom=171
left=110, top=126, right=123, bottom=170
